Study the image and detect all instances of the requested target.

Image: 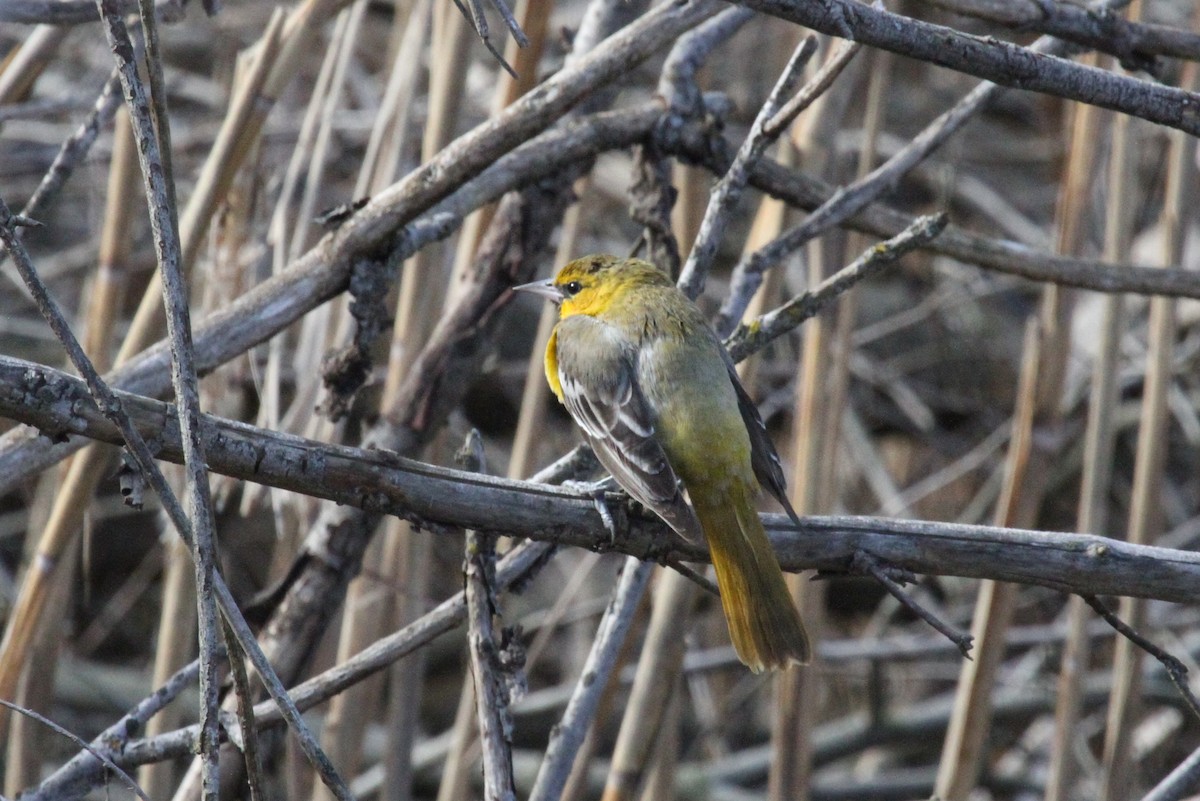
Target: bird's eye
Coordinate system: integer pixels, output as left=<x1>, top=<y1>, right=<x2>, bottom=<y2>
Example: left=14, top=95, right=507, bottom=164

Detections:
left=564, top=280, right=583, bottom=296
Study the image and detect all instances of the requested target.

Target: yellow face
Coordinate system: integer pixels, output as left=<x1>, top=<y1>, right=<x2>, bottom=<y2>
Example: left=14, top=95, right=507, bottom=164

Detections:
left=551, top=255, right=671, bottom=319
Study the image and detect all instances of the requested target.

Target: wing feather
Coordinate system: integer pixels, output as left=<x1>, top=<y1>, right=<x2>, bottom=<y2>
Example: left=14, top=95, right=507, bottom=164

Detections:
left=721, top=350, right=805, bottom=530
left=554, top=316, right=701, bottom=541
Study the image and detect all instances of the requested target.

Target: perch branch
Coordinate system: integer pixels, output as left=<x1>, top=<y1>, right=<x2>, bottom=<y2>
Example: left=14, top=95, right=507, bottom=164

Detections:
left=4, top=355, right=1200, bottom=605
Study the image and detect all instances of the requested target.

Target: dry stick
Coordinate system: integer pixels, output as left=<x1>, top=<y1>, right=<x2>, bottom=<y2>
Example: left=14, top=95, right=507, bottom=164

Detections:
left=528, top=558, right=652, bottom=801
left=451, top=0, right=523, bottom=78
left=850, top=552, right=972, bottom=657
left=28, top=488, right=570, bottom=799
left=447, top=0, right=556, bottom=312
left=221, top=622, right=267, bottom=801
left=291, top=0, right=368, bottom=265
left=4, top=106, right=141, bottom=790
left=677, top=131, right=1200, bottom=299
left=674, top=34, right=818, bottom=298
left=0, top=198, right=354, bottom=801
left=140, top=534, right=197, bottom=798
left=94, top=5, right=222, bottom=795
left=715, top=14, right=1092, bottom=337
left=4, top=534, right=80, bottom=790
left=0, top=65, right=123, bottom=300
left=726, top=214, right=947, bottom=361
left=762, top=37, right=861, bottom=141
left=12, top=345, right=1200, bottom=639
left=0, top=23, right=67, bottom=102
left=354, top=0, right=428, bottom=198
left=1044, top=52, right=1115, bottom=801
left=1082, top=595, right=1200, bottom=721
left=935, top=317, right=1053, bottom=800
left=913, top=0, right=1200, bottom=67
left=377, top=8, right=474, bottom=799
left=135, top=0, right=176, bottom=213
left=1100, top=50, right=1188, bottom=801
left=768, top=37, right=865, bottom=800
left=460, top=432, right=518, bottom=801
left=0, top=0, right=184, bottom=23
left=0, top=699, right=151, bottom=801
left=1143, top=738, right=1200, bottom=801
left=732, top=0, right=1200, bottom=135
left=23, top=360, right=1200, bottom=605
left=293, top=9, right=385, bottom=795
left=601, top=568, right=694, bottom=801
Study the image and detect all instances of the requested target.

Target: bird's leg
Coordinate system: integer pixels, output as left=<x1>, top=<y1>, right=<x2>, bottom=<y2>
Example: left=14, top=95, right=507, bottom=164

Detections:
left=564, top=477, right=620, bottom=545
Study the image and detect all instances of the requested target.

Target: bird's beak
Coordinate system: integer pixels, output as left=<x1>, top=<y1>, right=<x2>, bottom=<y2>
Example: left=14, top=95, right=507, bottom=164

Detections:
left=512, top=278, right=564, bottom=304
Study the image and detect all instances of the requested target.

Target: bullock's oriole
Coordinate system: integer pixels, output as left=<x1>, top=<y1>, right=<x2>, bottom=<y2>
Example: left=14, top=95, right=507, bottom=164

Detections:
left=515, top=254, right=809, bottom=671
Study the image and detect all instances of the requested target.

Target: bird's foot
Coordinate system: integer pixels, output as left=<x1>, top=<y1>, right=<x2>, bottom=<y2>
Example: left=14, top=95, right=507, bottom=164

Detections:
left=564, top=478, right=619, bottom=545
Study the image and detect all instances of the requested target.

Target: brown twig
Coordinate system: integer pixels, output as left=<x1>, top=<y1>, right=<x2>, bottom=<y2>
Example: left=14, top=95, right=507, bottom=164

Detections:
left=849, top=551, right=974, bottom=658
left=528, top=557, right=653, bottom=801
left=675, top=34, right=818, bottom=298
left=460, top=431, right=520, bottom=801
left=1082, top=594, right=1200, bottom=722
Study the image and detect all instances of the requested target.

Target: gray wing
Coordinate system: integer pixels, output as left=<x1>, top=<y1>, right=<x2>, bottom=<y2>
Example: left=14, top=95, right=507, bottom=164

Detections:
left=555, top=316, right=702, bottom=542
left=720, top=348, right=805, bottom=529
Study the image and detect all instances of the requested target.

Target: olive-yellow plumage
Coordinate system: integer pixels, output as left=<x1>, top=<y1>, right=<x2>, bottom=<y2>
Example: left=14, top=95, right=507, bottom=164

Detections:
left=515, top=254, right=810, bottom=671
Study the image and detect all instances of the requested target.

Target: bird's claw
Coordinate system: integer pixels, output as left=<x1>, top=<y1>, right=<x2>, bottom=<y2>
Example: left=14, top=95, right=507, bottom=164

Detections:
left=564, top=479, right=619, bottom=545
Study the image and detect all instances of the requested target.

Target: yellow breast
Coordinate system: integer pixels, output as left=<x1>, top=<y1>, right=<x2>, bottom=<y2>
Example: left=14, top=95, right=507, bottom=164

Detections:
left=544, top=327, right=564, bottom=402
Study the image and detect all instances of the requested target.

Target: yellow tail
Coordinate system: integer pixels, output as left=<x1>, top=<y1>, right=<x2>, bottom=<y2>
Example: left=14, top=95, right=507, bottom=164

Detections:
left=694, top=485, right=810, bottom=672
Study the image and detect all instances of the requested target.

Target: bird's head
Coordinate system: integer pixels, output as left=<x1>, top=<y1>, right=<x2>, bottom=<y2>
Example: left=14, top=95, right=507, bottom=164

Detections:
left=513, top=254, right=671, bottom=319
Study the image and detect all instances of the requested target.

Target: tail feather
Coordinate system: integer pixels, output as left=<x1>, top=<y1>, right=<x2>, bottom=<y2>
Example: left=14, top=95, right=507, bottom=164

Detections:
left=694, top=487, right=810, bottom=672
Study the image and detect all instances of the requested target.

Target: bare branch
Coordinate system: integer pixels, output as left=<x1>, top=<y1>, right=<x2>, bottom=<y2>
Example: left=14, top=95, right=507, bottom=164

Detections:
left=676, top=34, right=818, bottom=298
left=732, top=0, right=1200, bottom=136
left=4, top=355, right=1200, bottom=606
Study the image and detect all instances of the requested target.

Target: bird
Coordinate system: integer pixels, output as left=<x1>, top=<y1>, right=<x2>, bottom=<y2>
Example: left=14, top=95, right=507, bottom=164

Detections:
left=514, top=254, right=810, bottom=672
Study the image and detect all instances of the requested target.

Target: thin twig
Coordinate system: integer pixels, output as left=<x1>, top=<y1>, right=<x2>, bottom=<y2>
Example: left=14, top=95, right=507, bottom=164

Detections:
left=716, top=0, right=1119, bottom=331
left=93, top=3, right=222, bottom=793
left=725, top=213, right=948, bottom=361
left=19, top=658, right=200, bottom=800
left=461, top=431, right=519, bottom=801
left=915, top=0, right=1200, bottom=69
left=451, top=0, right=520, bottom=78
left=1083, top=594, right=1200, bottom=722
left=676, top=34, right=817, bottom=299
left=762, top=36, right=861, bottom=139
left=221, top=623, right=267, bottom=801
left=1142, top=744, right=1200, bottom=801
left=0, top=699, right=151, bottom=801
left=529, top=557, right=653, bottom=801
left=658, top=6, right=754, bottom=115
left=734, top=0, right=1200, bottom=135
left=850, top=551, right=974, bottom=658
left=0, top=65, right=124, bottom=299
left=0, top=191, right=350, bottom=800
